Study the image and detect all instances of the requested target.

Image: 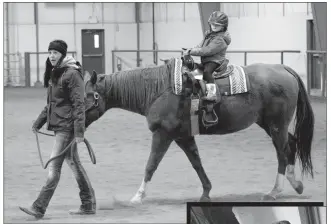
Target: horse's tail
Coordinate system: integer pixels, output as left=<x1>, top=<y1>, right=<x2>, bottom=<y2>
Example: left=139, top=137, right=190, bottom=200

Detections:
left=284, top=65, right=315, bottom=178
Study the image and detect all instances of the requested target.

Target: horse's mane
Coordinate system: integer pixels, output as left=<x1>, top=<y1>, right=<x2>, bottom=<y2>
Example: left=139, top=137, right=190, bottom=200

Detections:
left=108, top=59, right=175, bottom=114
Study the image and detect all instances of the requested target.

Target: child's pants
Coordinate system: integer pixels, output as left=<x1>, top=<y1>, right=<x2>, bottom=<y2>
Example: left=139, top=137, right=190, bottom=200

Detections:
left=202, top=62, right=219, bottom=83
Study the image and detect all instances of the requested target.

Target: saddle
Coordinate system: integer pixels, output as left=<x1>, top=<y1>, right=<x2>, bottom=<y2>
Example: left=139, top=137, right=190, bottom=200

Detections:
left=186, top=60, right=235, bottom=128
left=179, top=56, right=250, bottom=133
left=193, top=59, right=234, bottom=80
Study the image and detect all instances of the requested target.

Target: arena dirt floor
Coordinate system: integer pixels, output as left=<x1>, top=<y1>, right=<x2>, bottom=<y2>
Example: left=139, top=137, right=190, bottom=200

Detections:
left=4, top=88, right=326, bottom=223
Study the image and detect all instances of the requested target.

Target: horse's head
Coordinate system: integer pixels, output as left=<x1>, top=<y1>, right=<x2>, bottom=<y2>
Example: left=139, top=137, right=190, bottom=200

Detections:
left=84, top=70, right=107, bottom=127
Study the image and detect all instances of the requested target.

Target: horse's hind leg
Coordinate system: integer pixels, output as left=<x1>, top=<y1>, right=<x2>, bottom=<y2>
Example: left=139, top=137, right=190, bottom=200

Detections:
left=267, top=125, right=290, bottom=200
left=262, top=124, right=290, bottom=200
left=258, top=122, right=304, bottom=200
left=257, top=119, right=288, bottom=199
left=175, top=137, right=212, bottom=202
left=130, top=129, right=173, bottom=204
left=286, top=133, right=304, bottom=194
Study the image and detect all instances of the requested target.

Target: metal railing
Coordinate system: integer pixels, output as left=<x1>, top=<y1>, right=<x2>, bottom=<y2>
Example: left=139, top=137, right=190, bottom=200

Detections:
left=112, top=49, right=183, bottom=73
left=306, top=50, right=327, bottom=97
left=228, top=50, right=301, bottom=66
left=3, top=52, right=24, bottom=87
left=111, top=49, right=301, bottom=73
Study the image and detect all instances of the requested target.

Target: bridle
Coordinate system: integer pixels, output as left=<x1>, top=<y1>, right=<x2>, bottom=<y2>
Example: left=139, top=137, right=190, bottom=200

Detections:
left=85, top=92, right=100, bottom=113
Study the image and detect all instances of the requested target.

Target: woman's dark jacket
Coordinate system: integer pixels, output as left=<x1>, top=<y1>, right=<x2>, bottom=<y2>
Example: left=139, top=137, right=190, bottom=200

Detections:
left=33, top=56, right=85, bottom=138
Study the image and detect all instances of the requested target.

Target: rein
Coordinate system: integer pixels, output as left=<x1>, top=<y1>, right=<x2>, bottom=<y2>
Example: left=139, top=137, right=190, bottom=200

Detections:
left=35, top=130, right=96, bottom=169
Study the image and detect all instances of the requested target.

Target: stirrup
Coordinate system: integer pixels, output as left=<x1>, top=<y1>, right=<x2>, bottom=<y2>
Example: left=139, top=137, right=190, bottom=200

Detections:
left=202, top=109, right=218, bottom=128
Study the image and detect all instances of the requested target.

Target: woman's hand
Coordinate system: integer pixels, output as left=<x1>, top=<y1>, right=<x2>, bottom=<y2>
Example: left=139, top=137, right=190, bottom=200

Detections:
left=75, top=137, right=84, bottom=143
left=32, top=120, right=38, bottom=134
left=32, top=127, right=38, bottom=134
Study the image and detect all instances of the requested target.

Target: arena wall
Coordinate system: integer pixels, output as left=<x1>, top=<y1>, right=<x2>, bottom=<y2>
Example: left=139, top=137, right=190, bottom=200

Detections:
left=4, top=3, right=312, bottom=86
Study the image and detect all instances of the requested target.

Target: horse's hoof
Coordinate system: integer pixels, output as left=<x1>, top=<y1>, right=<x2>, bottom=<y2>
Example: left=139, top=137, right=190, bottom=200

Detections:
left=295, top=181, right=304, bottom=194
left=261, top=194, right=276, bottom=201
left=130, top=197, right=143, bottom=205
left=199, top=196, right=211, bottom=202
left=130, top=191, right=146, bottom=205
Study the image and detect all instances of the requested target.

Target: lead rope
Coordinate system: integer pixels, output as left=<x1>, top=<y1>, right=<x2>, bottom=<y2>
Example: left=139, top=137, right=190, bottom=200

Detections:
left=35, top=130, right=96, bottom=169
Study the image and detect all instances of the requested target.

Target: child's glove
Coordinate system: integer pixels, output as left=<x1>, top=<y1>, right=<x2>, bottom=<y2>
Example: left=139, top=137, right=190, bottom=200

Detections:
left=182, top=48, right=191, bottom=55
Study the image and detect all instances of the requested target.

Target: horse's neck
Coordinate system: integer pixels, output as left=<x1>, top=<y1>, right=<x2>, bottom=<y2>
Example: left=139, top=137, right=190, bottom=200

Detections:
left=110, top=85, right=163, bottom=116
left=108, top=67, right=170, bottom=116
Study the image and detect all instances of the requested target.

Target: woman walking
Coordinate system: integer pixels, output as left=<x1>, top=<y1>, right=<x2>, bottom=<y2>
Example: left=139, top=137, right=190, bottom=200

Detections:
left=19, top=39, right=96, bottom=218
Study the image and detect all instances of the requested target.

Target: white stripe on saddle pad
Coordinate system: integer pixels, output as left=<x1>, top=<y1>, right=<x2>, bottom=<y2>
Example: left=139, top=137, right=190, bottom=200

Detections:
left=174, top=58, right=183, bottom=95
left=229, top=65, right=248, bottom=95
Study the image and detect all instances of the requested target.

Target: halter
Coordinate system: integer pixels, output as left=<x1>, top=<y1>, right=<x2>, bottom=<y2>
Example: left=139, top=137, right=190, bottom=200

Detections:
left=85, top=92, right=100, bottom=113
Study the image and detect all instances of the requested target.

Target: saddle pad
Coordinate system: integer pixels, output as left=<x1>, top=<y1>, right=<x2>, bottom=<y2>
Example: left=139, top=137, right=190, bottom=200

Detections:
left=171, top=58, right=183, bottom=95
left=229, top=65, right=248, bottom=95
left=216, top=65, right=250, bottom=96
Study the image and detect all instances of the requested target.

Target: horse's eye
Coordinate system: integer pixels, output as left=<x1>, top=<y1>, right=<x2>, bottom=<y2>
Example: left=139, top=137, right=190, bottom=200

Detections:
left=94, top=92, right=99, bottom=99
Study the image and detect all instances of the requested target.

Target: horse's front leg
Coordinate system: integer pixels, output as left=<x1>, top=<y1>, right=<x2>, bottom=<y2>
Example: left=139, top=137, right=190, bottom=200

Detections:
left=175, top=137, right=212, bottom=202
left=130, top=128, right=173, bottom=204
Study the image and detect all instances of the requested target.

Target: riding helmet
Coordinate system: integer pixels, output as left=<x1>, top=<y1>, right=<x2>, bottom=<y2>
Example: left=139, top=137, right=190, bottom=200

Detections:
left=208, top=11, right=229, bottom=28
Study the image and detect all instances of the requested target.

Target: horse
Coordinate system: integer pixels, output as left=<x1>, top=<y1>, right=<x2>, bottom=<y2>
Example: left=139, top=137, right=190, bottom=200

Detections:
left=83, top=57, right=314, bottom=204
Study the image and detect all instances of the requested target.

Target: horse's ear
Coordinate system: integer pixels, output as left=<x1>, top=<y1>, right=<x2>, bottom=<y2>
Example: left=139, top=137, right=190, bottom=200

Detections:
left=91, top=70, right=97, bottom=84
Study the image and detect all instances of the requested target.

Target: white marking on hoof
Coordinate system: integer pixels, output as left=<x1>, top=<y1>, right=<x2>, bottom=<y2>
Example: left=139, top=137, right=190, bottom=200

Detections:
left=286, top=165, right=303, bottom=194
left=130, top=178, right=148, bottom=205
left=130, top=190, right=146, bottom=204
left=262, top=189, right=282, bottom=201
left=265, top=173, right=285, bottom=200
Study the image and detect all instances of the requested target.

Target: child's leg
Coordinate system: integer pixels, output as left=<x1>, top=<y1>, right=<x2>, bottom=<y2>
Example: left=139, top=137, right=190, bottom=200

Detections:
left=203, top=62, right=219, bottom=83
left=202, top=62, right=219, bottom=101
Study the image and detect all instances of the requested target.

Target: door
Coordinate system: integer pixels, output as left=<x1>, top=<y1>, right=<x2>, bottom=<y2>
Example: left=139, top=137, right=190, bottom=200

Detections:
left=81, top=29, right=105, bottom=74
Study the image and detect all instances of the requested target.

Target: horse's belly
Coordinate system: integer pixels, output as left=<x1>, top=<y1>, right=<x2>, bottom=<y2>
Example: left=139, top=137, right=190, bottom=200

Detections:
left=216, top=114, right=256, bottom=134
left=204, top=95, right=259, bottom=135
